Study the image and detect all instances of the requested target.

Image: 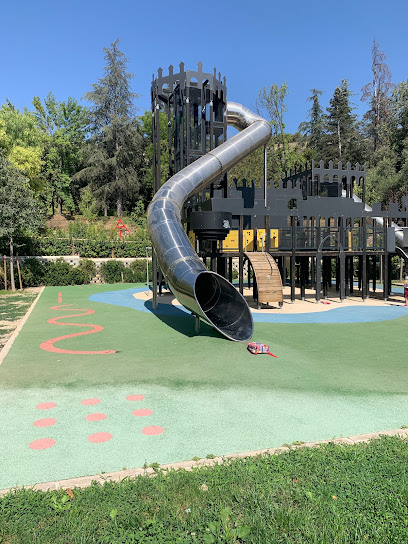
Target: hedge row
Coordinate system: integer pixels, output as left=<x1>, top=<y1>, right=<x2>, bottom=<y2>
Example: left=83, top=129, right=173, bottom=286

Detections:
left=0, top=233, right=151, bottom=259
left=0, top=258, right=152, bottom=289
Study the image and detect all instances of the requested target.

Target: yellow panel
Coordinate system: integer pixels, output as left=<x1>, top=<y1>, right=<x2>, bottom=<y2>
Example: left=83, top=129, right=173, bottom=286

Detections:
left=243, top=230, right=254, bottom=251
left=220, top=230, right=256, bottom=252
left=221, top=230, right=239, bottom=251
left=270, top=229, right=279, bottom=249
left=188, top=231, right=195, bottom=247
left=256, top=229, right=266, bottom=251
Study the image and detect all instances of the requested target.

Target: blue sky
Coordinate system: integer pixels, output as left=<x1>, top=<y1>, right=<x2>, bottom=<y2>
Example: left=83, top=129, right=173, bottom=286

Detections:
left=2, top=0, right=408, bottom=133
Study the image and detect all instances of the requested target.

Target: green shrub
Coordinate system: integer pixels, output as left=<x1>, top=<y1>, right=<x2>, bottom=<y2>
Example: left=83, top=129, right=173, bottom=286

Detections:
left=124, top=259, right=152, bottom=283
left=43, top=259, right=87, bottom=286
left=77, top=259, right=97, bottom=282
left=20, top=258, right=48, bottom=287
left=99, top=260, right=126, bottom=283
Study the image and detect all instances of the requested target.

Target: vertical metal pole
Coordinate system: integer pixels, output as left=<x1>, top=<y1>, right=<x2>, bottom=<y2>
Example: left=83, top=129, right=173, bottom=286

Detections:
left=339, top=251, right=345, bottom=301
left=316, top=252, right=321, bottom=302
left=264, top=145, right=268, bottom=208
left=152, top=250, right=158, bottom=309
left=290, top=215, right=296, bottom=303
left=373, top=255, right=377, bottom=293
left=265, top=214, right=270, bottom=253
left=239, top=215, right=244, bottom=294
left=300, top=257, right=306, bottom=300
left=383, top=225, right=388, bottom=300
left=350, top=257, right=354, bottom=294
left=362, top=217, right=367, bottom=300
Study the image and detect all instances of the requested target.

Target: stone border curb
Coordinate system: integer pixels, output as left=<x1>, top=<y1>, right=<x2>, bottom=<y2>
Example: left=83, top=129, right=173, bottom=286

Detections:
left=1, top=427, right=407, bottom=496
left=0, top=287, right=44, bottom=366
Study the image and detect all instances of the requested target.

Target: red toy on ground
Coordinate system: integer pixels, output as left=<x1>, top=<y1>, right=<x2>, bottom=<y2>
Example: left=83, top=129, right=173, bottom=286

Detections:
left=247, top=342, right=277, bottom=358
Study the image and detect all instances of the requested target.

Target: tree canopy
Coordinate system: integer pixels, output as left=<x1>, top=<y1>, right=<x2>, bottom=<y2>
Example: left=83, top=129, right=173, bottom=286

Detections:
left=78, top=39, right=143, bottom=217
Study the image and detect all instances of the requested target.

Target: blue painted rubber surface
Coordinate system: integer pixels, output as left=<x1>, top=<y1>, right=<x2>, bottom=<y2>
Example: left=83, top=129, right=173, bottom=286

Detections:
left=90, top=287, right=408, bottom=324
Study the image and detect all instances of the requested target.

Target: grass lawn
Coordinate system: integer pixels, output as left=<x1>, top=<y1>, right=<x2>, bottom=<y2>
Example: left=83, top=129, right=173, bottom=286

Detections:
left=1, top=436, right=407, bottom=543
left=0, top=289, right=39, bottom=349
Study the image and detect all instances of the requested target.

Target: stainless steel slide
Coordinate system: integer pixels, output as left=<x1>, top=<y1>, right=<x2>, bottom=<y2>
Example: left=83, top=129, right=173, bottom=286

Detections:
left=147, top=102, right=271, bottom=341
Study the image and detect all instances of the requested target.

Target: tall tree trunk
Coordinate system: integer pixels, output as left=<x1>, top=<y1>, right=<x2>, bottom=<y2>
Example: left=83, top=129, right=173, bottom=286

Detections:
left=9, top=236, right=16, bottom=292
left=337, top=120, right=342, bottom=158
left=104, top=206, right=108, bottom=217
left=117, top=192, right=123, bottom=218
left=57, top=196, right=62, bottom=215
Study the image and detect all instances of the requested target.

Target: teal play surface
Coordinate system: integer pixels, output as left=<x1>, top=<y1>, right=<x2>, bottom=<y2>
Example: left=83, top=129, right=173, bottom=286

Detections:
left=1, top=283, right=408, bottom=490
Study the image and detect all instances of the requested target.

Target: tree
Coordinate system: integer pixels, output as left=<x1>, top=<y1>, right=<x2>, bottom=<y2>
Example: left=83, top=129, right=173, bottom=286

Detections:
left=256, top=83, right=288, bottom=166
left=79, top=39, right=143, bottom=217
left=32, top=93, right=88, bottom=215
left=391, top=80, right=408, bottom=161
left=361, top=39, right=395, bottom=154
left=326, top=80, right=363, bottom=163
left=298, top=89, right=327, bottom=159
left=0, top=102, right=45, bottom=191
left=0, top=154, right=44, bottom=290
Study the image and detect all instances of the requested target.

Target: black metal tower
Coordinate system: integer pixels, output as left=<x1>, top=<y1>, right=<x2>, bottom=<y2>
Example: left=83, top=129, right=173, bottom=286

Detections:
left=151, top=61, right=227, bottom=194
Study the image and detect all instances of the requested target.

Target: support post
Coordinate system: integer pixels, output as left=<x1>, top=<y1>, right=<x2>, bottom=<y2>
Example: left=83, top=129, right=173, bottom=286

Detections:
left=152, top=250, right=158, bottom=309
left=362, top=217, right=367, bottom=300
left=316, top=253, right=321, bottom=302
left=383, top=224, right=388, bottom=301
left=3, top=255, right=7, bottom=290
left=239, top=215, right=244, bottom=294
left=290, top=216, right=296, bottom=302
left=265, top=215, right=270, bottom=254
left=16, top=257, right=23, bottom=290
left=195, top=315, right=200, bottom=334
left=339, top=252, right=345, bottom=301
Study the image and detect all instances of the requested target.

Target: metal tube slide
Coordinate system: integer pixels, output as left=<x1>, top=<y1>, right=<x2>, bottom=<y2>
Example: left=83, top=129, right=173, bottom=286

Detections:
left=147, top=102, right=271, bottom=341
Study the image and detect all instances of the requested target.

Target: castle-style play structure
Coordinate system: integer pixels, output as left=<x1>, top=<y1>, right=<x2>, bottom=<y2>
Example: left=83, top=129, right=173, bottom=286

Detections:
left=147, top=63, right=408, bottom=341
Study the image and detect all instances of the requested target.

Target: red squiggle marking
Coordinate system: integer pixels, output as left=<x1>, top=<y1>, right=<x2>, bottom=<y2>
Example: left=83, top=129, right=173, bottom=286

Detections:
left=40, top=305, right=116, bottom=354
left=58, top=292, right=62, bottom=303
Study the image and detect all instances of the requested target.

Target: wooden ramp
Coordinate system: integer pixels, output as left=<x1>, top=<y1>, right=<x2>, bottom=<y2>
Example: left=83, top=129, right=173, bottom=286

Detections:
left=244, top=252, right=283, bottom=307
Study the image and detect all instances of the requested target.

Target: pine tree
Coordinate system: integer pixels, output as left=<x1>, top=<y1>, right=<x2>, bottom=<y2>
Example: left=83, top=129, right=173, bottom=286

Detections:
left=326, top=80, right=363, bottom=163
left=361, top=38, right=395, bottom=155
left=298, top=89, right=327, bottom=159
left=79, top=40, right=143, bottom=217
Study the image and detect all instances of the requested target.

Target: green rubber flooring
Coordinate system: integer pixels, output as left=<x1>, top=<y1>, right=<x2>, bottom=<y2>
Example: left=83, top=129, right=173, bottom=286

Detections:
left=1, top=284, right=408, bottom=489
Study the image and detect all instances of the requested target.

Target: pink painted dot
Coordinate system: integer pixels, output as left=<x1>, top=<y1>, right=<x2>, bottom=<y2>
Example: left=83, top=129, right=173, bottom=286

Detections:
left=29, top=438, right=56, bottom=450
left=36, top=402, right=57, bottom=410
left=142, top=426, right=165, bottom=436
left=132, top=409, right=153, bottom=417
left=126, top=394, right=145, bottom=401
left=34, top=418, right=57, bottom=427
left=81, top=398, right=101, bottom=406
left=88, top=432, right=113, bottom=443
left=86, top=413, right=107, bottom=421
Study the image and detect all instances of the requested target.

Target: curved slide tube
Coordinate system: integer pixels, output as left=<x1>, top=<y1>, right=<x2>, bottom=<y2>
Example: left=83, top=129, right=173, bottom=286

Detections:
left=147, top=102, right=271, bottom=341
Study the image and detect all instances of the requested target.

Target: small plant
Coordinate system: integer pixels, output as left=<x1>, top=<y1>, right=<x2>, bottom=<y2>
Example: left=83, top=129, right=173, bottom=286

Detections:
left=49, top=493, right=71, bottom=512
left=206, top=454, right=216, bottom=459
left=130, top=200, right=146, bottom=228
left=202, top=507, right=250, bottom=543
